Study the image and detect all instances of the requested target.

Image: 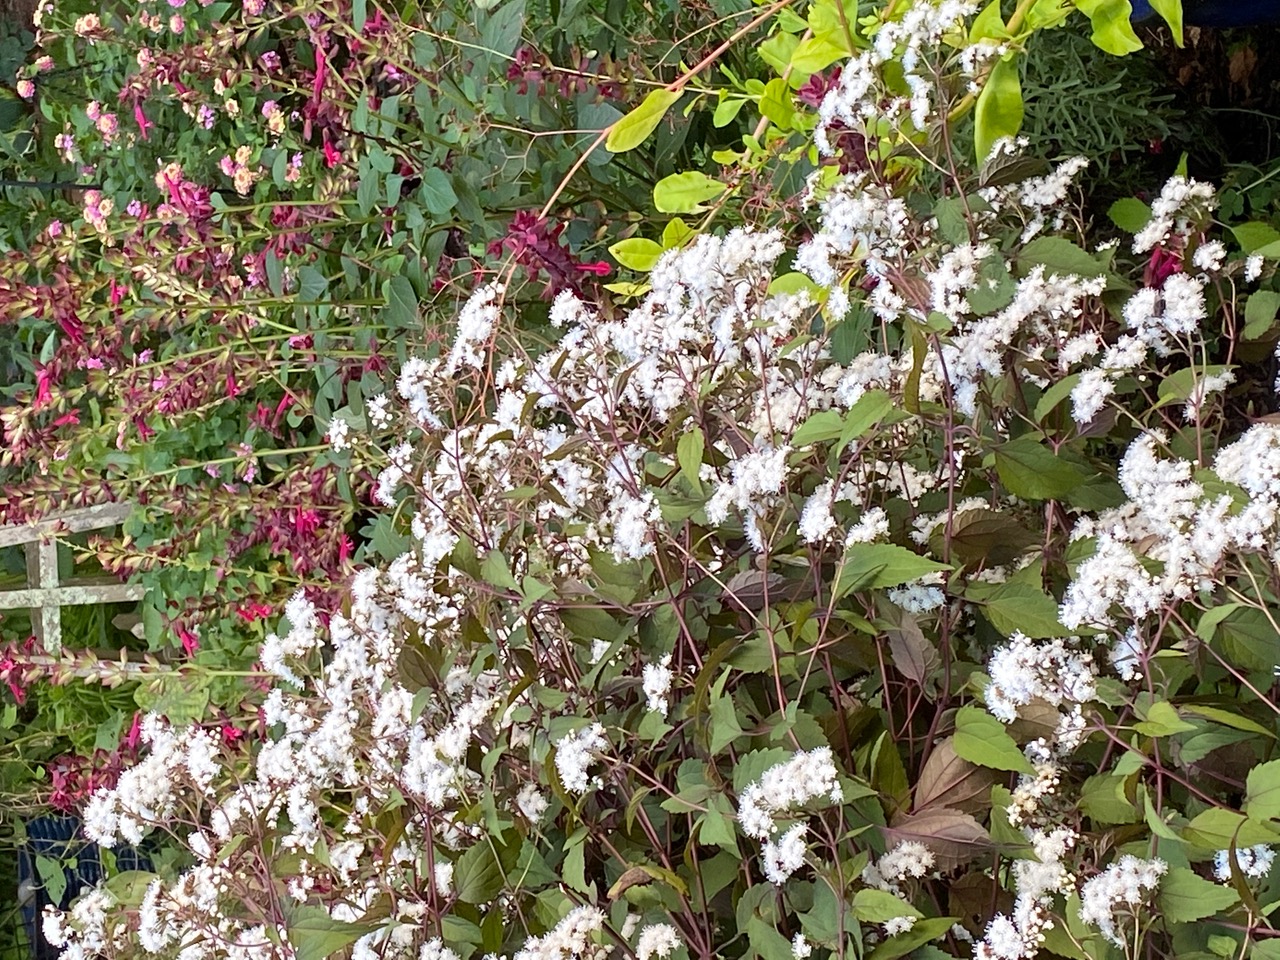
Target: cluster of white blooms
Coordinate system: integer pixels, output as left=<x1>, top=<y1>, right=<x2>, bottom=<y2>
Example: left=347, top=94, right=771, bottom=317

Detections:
left=1132, top=176, right=1217, bottom=254
left=1062, top=427, right=1280, bottom=634
left=1213, top=844, right=1276, bottom=882
left=634, top=924, right=682, bottom=960
left=642, top=654, right=675, bottom=715
left=862, top=841, right=936, bottom=894
left=985, top=634, right=1096, bottom=731
left=814, top=0, right=981, bottom=157
left=737, top=746, right=844, bottom=840
left=554, top=723, right=610, bottom=793
left=1078, top=856, right=1167, bottom=945
left=762, top=823, right=809, bottom=884
left=512, top=905, right=608, bottom=960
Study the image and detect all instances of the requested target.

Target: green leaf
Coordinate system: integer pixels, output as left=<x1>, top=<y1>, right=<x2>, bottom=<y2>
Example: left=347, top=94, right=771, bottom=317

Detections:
left=1232, top=222, right=1280, bottom=253
left=677, top=427, right=705, bottom=492
left=713, top=96, right=746, bottom=128
left=1108, top=197, right=1152, bottom=233
left=1018, top=236, right=1106, bottom=279
left=758, top=33, right=800, bottom=75
left=1034, top=374, right=1081, bottom=422
left=954, top=706, right=1035, bottom=774
left=869, top=917, right=959, bottom=960
left=974, top=56, right=1023, bottom=164
left=833, top=544, right=951, bottom=598
left=480, top=551, right=521, bottom=593
left=1181, top=705, right=1275, bottom=739
left=1135, top=700, right=1197, bottom=737
left=1244, top=291, right=1280, bottom=341
left=381, top=276, right=419, bottom=330
left=791, top=410, right=844, bottom=447
left=285, top=905, right=371, bottom=960
left=35, top=855, right=67, bottom=907
left=759, top=78, right=796, bottom=127
left=1182, top=809, right=1280, bottom=851
left=790, top=36, right=848, bottom=73
left=994, top=436, right=1091, bottom=500
left=420, top=168, right=458, bottom=216
left=454, top=841, right=505, bottom=904
left=1159, top=866, right=1239, bottom=922
left=1246, top=760, right=1280, bottom=821
left=609, top=238, right=664, bottom=272
left=969, top=576, right=1069, bottom=638
left=1148, top=0, right=1184, bottom=45
left=1076, top=0, right=1144, bottom=54
left=653, top=171, right=726, bottom=214
left=606, top=88, right=681, bottom=153
left=1156, top=365, right=1233, bottom=406
left=851, top=889, right=922, bottom=923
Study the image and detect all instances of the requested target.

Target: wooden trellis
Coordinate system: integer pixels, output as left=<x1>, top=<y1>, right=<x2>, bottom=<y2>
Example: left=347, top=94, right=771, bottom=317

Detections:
left=0, top=503, right=145, bottom=652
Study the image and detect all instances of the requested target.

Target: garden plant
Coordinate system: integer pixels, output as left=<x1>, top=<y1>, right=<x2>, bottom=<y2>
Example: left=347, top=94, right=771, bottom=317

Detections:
left=6, top=0, right=1280, bottom=959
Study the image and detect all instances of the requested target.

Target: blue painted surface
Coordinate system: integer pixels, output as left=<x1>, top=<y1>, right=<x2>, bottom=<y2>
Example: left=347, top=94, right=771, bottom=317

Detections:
left=17, top=817, right=151, bottom=959
left=1129, top=0, right=1280, bottom=26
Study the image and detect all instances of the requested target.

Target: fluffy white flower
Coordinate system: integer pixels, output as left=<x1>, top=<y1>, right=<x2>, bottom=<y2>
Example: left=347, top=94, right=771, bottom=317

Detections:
left=554, top=724, right=609, bottom=793
left=761, top=823, right=808, bottom=884
left=1078, top=855, right=1166, bottom=945
left=635, top=924, right=682, bottom=960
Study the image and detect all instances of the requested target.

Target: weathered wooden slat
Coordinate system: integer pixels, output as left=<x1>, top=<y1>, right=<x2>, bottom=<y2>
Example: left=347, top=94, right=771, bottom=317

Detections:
left=0, top=502, right=134, bottom=548
left=0, top=502, right=142, bottom=651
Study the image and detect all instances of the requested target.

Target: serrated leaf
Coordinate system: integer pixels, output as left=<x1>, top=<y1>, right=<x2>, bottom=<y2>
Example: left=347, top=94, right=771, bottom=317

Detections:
left=1135, top=700, right=1197, bottom=737
left=1232, top=222, right=1280, bottom=253
left=454, top=841, right=504, bottom=904
left=285, top=905, right=372, bottom=960
left=1018, top=236, right=1106, bottom=279
left=954, top=706, right=1035, bottom=774
left=1244, top=291, right=1280, bottom=341
left=869, top=917, right=960, bottom=960
left=833, top=544, right=951, bottom=598
left=1246, top=760, right=1280, bottom=821
left=994, top=435, right=1090, bottom=500
left=852, top=889, right=922, bottom=923
left=913, top=738, right=994, bottom=815
left=969, top=577, right=1070, bottom=638
left=1108, top=197, right=1152, bottom=233
left=1159, top=866, right=1238, bottom=922
left=883, top=808, right=992, bottom=871
left=606, top=88, right=681, bottom=153
left=1182, top=809, right=1280, bottom=851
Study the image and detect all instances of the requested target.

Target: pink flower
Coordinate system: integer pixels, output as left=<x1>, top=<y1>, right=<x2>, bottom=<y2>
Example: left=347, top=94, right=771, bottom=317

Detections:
left=16, top=79, right=34, bottom=99
left=35, top=56, right=53, bottom=72
left=86, top=100, right=101, bottom=121
left=134, top=102, right=153, bottom=140
left=322, top=140, right=340, bottom=168
left=177, top=626, right=199, bottom=656
left=46, top=219, right=62, bottom=238
left=34, top=366, right=52, bottom=407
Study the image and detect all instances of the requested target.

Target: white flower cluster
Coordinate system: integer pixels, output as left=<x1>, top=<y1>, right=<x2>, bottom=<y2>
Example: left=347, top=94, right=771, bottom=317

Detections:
left=862, top=841, right=936, bottom=895
left=554, top=723, right=609, bottom=793
left=1213, top=844, right=1275, bottom=882
left=1078, top=856, right=1167, bottom=946
left=984, top=632, right=1096, bottom=750
left=737, top=746, right=843, bottom=840
left=1062, top=427, right=1280, bottom=634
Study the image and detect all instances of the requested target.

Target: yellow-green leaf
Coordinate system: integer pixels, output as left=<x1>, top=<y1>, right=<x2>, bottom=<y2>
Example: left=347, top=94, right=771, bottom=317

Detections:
left=974, top=56, right=1024, bottom=164
left=609, top=237, right=664, bottom=271
left=653, top=171, right=726, bottom=214
left=606, top=88, right=681, bottom=153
